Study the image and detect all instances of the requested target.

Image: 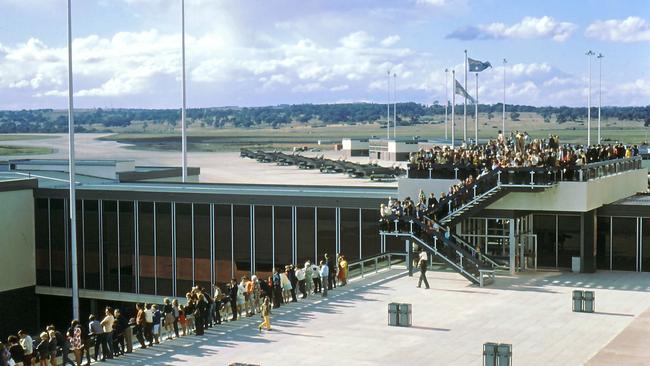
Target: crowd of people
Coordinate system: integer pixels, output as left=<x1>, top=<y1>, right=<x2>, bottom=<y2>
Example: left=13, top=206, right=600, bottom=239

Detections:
left=0, top=254, right=350, bottom=366
left=409, top=130, right=640, bottom=175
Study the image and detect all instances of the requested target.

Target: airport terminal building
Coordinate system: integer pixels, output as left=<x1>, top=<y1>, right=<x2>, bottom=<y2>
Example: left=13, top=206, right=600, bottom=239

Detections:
left=1, top=156, right=649, bottom=338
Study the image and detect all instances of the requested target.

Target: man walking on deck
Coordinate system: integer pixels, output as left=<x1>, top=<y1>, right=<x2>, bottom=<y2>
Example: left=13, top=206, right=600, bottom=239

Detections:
left=417, top=248, right=430, bottom=289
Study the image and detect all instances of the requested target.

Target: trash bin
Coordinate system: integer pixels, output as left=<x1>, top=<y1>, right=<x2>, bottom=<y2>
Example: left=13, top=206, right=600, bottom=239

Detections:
left=572, top=290, right=584, bottom=312
left=496, top=344, right=512, bottom=366
left=571, top=256, right=581, bottom=273
left=388, top=303, right=399, bottom=326
left=398, top=303, right=412, bottom=327
left=583, top=291, right=595, bottom=313
left=483, top=343, right=498, bottom=366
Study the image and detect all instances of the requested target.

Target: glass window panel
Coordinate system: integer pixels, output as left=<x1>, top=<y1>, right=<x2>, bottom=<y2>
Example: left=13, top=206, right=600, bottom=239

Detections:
left=317, top=208, right=336, bottom=262
left=596, top=217, right=611, bottom=270
left=233, top=205, right=251, bottom=279
left=50, top=199, right=67, bottom=288
left=35, top=199, right=50, bottom=286
left=340, top=209, right=361, bottom=260
left=175, top=203, right=193, bottom=296
left=138, top=202, right=155, bottom=295
left=74, top=201, right=82, bottom=290
left=557, top=216, right=581, bottom=268
left=156, top=202, right=173, bottom=296
left=361, top=209, right=381, bottom=257
left=611, top=217, right=637, bottom=271
left=119, top=201, right=135, bottom=293
left=83, top=200, right=100, bottom=290
left=194, top=204, right=211, bottom=290
left=214, top=204, right=232, bottom=286
left=102, top=201, right=119, bottom=292
left=533, top=214, right=557, bottom=268
left=274, top=206, right=292, bottom=267
left=254, top=206, right=273, bottom=278
left=296, top=207, right=314, bottom=263
left=641, top=218, right=650, bottom=272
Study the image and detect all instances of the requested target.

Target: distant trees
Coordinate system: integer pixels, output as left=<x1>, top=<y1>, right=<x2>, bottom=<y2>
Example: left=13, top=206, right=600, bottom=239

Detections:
left=0, top=103, right=649, bottom=133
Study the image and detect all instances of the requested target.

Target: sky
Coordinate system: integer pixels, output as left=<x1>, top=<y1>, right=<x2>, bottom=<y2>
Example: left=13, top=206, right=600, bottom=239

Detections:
left=0, top=0, right=649, bottom=110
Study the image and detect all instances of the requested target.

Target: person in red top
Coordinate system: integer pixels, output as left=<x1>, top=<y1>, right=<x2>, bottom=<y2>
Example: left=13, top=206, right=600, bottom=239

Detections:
left=134, top=303, right=147, bottom=349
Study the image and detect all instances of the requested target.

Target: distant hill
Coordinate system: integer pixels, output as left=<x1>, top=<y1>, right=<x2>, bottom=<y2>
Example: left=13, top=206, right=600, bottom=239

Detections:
left=0, top=103, right=648, bottom=133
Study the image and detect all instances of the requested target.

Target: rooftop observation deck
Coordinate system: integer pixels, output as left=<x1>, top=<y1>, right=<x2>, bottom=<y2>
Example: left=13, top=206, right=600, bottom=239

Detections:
left=77, top=267, right=650, bottom=365
left=399, top=157, right=646, bottom=213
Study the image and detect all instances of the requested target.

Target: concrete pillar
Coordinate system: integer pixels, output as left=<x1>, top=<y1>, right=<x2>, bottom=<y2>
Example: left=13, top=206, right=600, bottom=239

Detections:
left=581, top=209, right=597, bottom=273
left=406, top=239, right=413, bottom=277
left=509, top=219, right=516, bottom=275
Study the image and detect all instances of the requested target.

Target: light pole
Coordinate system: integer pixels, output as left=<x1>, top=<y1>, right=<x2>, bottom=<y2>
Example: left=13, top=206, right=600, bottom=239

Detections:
left=393, top=73, right=397, bottom=139
left=502, top=58, right=507, bottom=136
left=181, top=0, right=187, bottom=182
left=463, top=50, right=468, bottom=142
left=386, top=70, right=391, bottom=139
left=586, top=50, right=595, bottom=146
left=451, top=70, right=456, bottom=148
left=444, top=68, right=449, bottom=140
left=597, top=53, right=604, bottom=144
left=66, top=0, right=80, bottom=321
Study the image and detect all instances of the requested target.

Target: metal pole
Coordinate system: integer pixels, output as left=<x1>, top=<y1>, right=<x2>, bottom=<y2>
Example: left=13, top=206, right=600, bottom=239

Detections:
left=463, top=50, right=468, bottom=142
left=475, top=72, right=478, bottom=144
left=66, top=0, right=80, bottom=321
left=444, top=68, right=448, bottom=140
left=181, top=0, right=188, bottom=182
left=386, top=70, right=391, bottom=139
left=597, top=53, right=603, bottom=144
left=451, top=70, right=456, bottom=148
left=393, top=73, right=397, bottom=139
left=586, top=50, right=594, bottom=147
left=502, top=58, right=507, bottom=136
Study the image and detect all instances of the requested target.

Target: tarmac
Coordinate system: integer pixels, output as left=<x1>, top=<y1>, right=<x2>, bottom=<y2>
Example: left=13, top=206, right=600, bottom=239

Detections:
left=78, top=267, right=650, bottom=365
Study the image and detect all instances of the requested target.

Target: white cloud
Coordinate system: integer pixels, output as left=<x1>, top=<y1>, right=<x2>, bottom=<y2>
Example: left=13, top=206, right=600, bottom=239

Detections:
left=448, top=16, right=577, bottom=42
left=339, top=31, right=374, bottom=49
left=380, top=35, right=401, bottom=47
left=585, top=16, right=650, bottom=42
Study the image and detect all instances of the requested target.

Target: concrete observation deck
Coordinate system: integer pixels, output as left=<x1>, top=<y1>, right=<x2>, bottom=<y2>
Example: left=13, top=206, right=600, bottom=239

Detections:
left=93, top=268, right=650, bottom=365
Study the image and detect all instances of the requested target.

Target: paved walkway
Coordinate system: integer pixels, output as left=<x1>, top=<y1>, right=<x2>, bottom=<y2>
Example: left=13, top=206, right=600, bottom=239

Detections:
left=586, top=306, right=650, bottom=365
left=96, top=268, right=650, bottom=365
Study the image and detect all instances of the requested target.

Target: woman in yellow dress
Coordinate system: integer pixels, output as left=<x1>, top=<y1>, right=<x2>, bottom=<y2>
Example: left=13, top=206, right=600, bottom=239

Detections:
left=338, top=255, right=348, bottom=286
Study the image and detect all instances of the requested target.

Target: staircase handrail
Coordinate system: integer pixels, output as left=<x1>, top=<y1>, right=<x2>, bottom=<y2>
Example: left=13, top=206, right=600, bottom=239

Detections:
left=408, top=234, right=480, bottom=283
left=421, top=215, right=505, bottom=269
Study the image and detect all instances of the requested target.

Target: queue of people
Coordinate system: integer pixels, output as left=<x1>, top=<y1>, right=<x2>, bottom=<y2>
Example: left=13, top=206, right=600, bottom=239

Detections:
left=1, top=254, right=350, bottom=366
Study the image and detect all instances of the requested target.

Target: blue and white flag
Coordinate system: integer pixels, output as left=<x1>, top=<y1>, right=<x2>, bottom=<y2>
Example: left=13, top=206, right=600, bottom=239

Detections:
left=468, top=58, right=492, bottom=72
left=455, top=79, right=475, bottom=104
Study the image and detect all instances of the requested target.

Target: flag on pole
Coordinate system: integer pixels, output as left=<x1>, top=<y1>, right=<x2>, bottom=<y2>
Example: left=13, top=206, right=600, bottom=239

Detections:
left=468, top=58, right=492, bottom=72
left=455, top=79, right=475, bottom=104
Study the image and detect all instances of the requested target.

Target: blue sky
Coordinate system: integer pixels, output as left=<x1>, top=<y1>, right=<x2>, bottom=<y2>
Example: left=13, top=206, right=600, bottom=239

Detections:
left=0, top=0, right=648, bottom=109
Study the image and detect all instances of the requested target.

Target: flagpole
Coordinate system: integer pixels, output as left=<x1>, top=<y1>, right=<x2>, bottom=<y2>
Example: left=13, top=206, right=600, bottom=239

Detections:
left=393, top=73, right=397, bottom=139
left=181, top=0, right=187, bottom=182
left=463, top=50, right=468, bottom=142
left=597, top=53, right=603, bottom=144
left=502, top=58, right=507, bottom=137
left=66, top=0, right=80, bottom=321
left=386, top=70, right=390, bottom=139
left=586, top=50, right=594, bottom=146
left=452, top=70, right=456, bottom=148
left=475, top=72, right=479, bottom=144
left=444, top=68, right=448, bottom=140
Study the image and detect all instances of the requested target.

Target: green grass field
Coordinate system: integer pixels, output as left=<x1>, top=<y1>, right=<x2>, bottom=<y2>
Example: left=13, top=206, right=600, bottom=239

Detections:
left=101, top=112, right=650, bottom=152
left=0, top=145, right=54, bottom=156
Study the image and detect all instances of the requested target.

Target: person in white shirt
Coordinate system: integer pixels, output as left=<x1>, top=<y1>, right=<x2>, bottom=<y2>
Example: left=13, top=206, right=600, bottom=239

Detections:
left=304, top=260, right=313, bottom=294
left=295, top=265, right=307, bottom=299
left=417, top=248, right=430, bottom=289
left=18, top=330, right=33, bottom=365
left=101, top=307, right=116, bottom=358
left=319, top=260, right=329, bottom=297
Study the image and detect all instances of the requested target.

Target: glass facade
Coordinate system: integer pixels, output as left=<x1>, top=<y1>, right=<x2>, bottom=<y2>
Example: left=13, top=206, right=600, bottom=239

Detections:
left=611, top=217, right=637, bottom=271
left=557, top=215, right=581, bottom=268
left=34, top=198, right=391, bottom=296
left=102, top=201, right=119, bottom=292
left=340, top=209, right=361, bottom=260
left=596, top=217, right=611, bottom=270
left=533, top=215, right=557, bottom=268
